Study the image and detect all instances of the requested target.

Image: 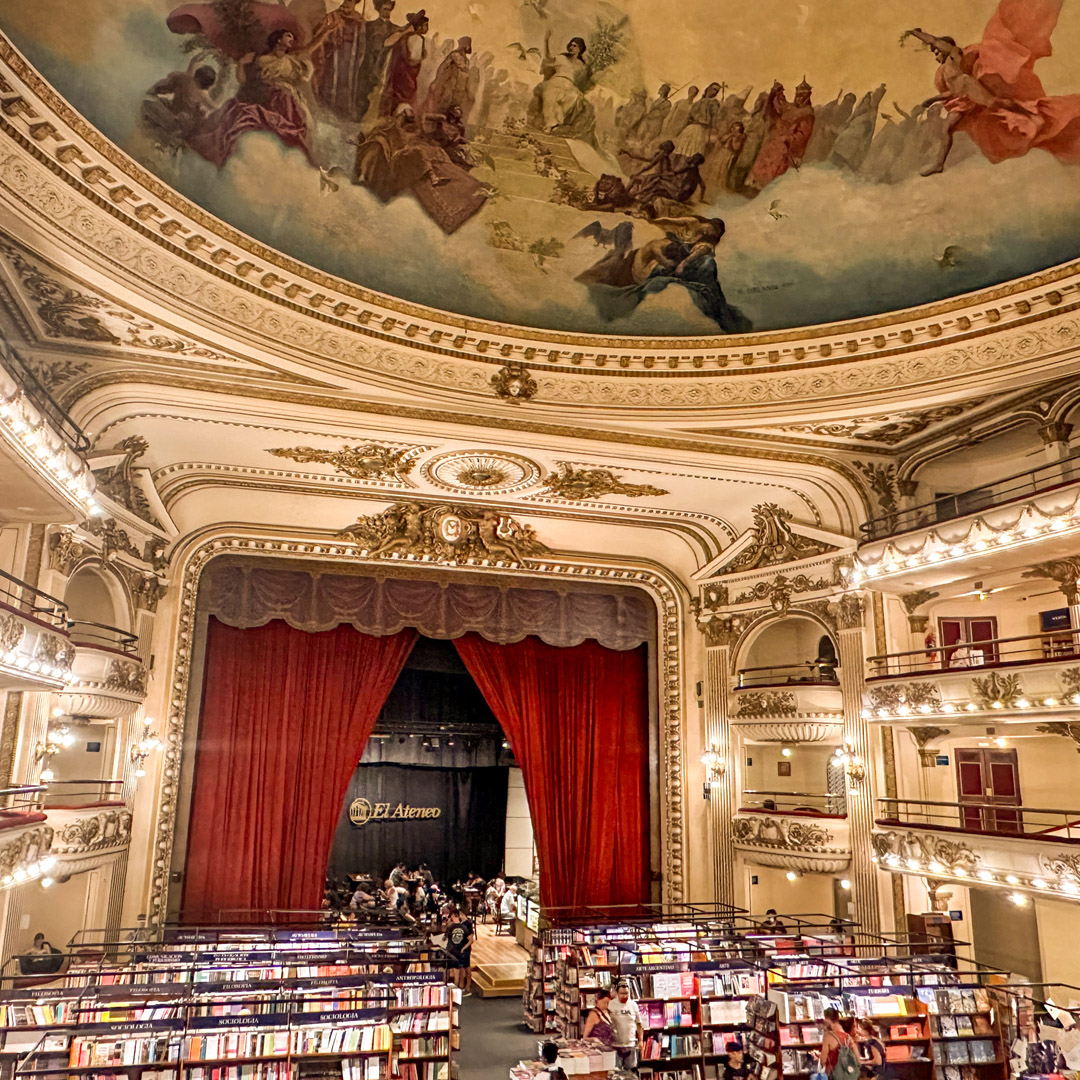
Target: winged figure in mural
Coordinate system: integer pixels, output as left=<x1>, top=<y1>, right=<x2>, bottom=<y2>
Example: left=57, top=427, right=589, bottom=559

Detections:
left=903, top=0, right=1080, bottom=175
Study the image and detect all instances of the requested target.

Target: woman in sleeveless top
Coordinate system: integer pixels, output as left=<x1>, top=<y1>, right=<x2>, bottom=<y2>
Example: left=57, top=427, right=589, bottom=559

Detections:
left=582, top=988, right=617, bottom=1047
left=821, top=1007, right=855, bottom=1074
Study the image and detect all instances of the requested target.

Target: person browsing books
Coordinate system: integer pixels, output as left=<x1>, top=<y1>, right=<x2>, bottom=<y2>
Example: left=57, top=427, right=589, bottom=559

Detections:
left=609, top=981, right=644, bottom=1069
left=582, top=988, right=617, bottom=1048
left=444, top=906, right=475, bottom=993
left=856, top=1019, right=886, bottom=1080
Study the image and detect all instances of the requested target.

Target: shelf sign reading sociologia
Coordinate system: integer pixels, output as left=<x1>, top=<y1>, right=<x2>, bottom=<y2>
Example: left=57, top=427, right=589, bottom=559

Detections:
left=349, top=797, right=442, bottom=826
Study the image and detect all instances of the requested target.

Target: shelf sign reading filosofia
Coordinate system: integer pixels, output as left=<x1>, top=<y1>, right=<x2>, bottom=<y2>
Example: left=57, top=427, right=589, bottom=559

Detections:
left=349, top=797, right=442, bottom=826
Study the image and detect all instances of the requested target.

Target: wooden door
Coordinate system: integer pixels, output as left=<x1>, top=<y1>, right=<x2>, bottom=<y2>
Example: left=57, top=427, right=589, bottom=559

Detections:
left=955, top=748, right=1021, bottom=833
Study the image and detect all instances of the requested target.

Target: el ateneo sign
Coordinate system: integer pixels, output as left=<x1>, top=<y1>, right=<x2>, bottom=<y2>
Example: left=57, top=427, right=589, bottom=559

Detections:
left=349, top=797, right=442, bottom=827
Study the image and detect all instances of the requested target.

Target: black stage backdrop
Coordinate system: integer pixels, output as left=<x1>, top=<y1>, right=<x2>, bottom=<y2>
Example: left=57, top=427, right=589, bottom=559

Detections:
left=327, top=764, right=509, bottom=885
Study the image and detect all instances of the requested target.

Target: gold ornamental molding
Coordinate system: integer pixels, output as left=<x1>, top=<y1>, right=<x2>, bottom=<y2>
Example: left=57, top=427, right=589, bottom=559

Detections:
left=149, top=528, right=690, bottom=923
left=1, top=37, right=1080, bottom=408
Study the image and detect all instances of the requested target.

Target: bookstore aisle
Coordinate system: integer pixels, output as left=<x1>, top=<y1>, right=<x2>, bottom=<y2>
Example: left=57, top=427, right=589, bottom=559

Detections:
left=456, top=997, right=539, bottom=1080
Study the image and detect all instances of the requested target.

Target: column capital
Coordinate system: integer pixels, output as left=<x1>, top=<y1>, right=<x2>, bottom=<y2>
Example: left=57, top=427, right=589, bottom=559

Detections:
left=1023, top=559, right=1080, bottom=605
left=1039, top=419, right=1074, bottom=446
left=697, top=616, right=741, bottom=649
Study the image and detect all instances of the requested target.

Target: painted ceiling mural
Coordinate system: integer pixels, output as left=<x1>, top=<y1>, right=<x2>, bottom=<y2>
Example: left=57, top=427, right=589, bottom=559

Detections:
left=2, top=0, right=1080, bottom=338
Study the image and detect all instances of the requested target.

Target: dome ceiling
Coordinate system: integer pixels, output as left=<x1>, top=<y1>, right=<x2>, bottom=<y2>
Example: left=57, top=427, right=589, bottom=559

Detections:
left=1, top=0, right=1079, bottom=344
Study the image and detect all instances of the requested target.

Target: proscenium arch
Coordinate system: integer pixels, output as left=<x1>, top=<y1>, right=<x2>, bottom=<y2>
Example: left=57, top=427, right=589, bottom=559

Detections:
left=146, top=523, right=690, bottom=924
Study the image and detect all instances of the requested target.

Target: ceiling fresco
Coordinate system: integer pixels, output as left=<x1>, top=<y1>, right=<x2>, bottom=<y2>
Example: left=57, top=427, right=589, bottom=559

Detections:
left=1, top=0, right=1079, bottom=339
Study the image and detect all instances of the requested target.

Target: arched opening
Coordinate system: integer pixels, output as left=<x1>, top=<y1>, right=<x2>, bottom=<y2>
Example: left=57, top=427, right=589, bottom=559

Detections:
left=63, top=564, right=127, bottom=633
left=738, top=614, right=838, bottom=687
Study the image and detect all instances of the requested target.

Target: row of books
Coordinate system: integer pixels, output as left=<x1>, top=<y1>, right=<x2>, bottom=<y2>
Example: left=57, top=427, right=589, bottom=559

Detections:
left=641, top=1033, right=703, bottom=1060
left=69, top=1035, right=181, bottom=1066
left=932, top=1039, right=998, bottom=1065
left=387, top=1011, right=452, bottom=1034
left=933, top=1014, right=996, bottom=1038
left=397, top=1036, right=449, bottom=1058
left=187, top=1065, right=293, bottom=1080
left=920, top=988, right=992, bottom=1016
left=642, top=1001, right=698, bottom=1029
left=392, top=985, right=451, bottom=1008
left=289, top=1025, right=393, bottom=1055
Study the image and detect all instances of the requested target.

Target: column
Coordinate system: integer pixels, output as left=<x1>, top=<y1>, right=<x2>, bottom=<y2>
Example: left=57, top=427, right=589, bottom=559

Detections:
left=833, top=593, right=882, bottom=931
left=700, top=619, right=738, bottom=907
left=1039, top=420, right=1074, bottom=473
left=1027, top=560, right=1080, bottom=654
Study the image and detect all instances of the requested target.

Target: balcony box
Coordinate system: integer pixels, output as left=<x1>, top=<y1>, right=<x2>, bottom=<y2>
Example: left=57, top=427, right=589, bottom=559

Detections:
left=45, top=803, right=133, bottom=877
left=732, top=685, right=843, bottom=742
left=0, top=603, right=74, bottom=693
left=56, top=642, right=148, bottom=719
left=733, top=809, right=851, bottom=872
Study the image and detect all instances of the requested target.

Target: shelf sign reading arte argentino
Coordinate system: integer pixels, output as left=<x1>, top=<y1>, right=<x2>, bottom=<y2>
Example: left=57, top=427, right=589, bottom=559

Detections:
left=349, top=797, right=442, bottom=827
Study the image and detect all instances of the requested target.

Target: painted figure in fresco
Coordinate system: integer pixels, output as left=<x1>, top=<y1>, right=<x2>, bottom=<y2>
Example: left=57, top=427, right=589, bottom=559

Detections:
left=829, top=84, right=886, bottom=171
left=352, top=103, right=488, bottom=232
left=310, top=0, right=369, bottom=123
left=635, top=84, right=673, bottom=146
left=529, top=32, right=595, bottom=139
left=615, top=88, right=648, bottom=146
left=701, top=120, right=746, bottom=198
left=905, top=0, right=1080, bottom=175
left=189, top=25, right=335, bottom=168
left=166, top=1, right=301, bottom=56
left=423, top=36, right=474, bottom=121
left=379, top=10, right=430, bottom=117
left=141, top=57, right=219, bottom=153
left=576, top=215, right=751, bottom=333
left=673, top=82, right=722, bottom=158
left=665, top=86, right=699, bottom=140
left=744, top=78, right=814, bottom=194
left=356, top=0, right=404, bottom=115
left=802, top=90, right=856, bottom=163
left=730, top=89, right=769, bottom=189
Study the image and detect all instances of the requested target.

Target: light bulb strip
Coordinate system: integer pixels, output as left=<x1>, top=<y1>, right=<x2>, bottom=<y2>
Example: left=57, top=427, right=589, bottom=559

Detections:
left=0, top=383, right=97, bottom=516
left=873, top=852, right=1080, bottom=900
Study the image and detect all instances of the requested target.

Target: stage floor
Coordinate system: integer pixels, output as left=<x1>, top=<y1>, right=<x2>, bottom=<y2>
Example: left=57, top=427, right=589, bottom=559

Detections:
left=470, top=921, right=529, bottom=997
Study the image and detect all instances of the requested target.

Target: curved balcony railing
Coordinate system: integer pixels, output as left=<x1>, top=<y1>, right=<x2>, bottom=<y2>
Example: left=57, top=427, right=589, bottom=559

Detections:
left=859, top=455, right=1080, bottom=542
left=0, top=568, right=68, bottom=627
left=877, top=797, right=1080, bottom=842
left=43, top=779, right=126, bottom=808
left=867, top=627, right=1080, bottom=679
left=741, top=789, right=847, bottom=816
left=736, top=662, right=840, bottom=688
left=67, top=620, right=138, bottom=654
left=0, top=336, right=90, bottom=453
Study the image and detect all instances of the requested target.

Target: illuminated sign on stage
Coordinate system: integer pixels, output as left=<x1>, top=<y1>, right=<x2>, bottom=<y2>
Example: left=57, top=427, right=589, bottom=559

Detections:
left=349, top=798, right=443, bottom=827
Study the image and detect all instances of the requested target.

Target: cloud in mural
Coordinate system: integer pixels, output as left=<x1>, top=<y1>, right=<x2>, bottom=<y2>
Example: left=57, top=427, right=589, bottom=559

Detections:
left=2, top=0, right=1079, bottom=337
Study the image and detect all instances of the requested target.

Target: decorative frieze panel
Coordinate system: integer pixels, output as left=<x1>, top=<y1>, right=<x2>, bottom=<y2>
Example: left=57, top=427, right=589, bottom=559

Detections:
left=57, top=648, right=147, bottom=719
left=733, top=812, right=851, bottom=872
left=732, top=719, right=844, bottom=743
left=872, top=827, right=1080, bottom=904
left=0, top=606, right=75, bottom=692
left=49, top=807, right=133, bottom=856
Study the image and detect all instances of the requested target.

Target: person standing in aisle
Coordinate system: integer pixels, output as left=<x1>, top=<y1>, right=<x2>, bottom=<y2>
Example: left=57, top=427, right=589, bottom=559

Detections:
left=444, top=906, right=475, bottom=994
left=582, top=988, right=617, bottom=1048
left=609, top=980, right=643, bottom=1070
left=821, top=1008, right=859, bottom=1080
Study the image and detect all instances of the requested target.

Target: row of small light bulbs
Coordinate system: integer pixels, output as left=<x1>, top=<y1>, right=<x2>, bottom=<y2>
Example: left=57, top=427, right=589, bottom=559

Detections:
left=1, top=855, right=58, bottom=891
left=863, top=692, right=1080, bottom=720
left=874, top=852, right=1080, bottom=900
left=851, top=513, right=1079, bottom=581
left=785, top=870, right=852, bottom=890
left=0, top=394, right=98, bottom=513
left=0, top=649, right=75, bottom=683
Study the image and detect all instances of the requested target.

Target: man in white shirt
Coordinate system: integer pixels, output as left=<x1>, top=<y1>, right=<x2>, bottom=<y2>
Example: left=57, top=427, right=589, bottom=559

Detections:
left=609, top=981, right=643, bottom=1070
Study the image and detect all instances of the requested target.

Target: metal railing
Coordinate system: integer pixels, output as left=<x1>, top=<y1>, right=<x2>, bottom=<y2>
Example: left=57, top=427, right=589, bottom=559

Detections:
left=877, top=797, right=1080, bottom=842
left=0, top=335, right=90, bottom=453
left=741, top=789, right=847, bottom=815
left=0, top=568, right=68, bottom=627
left=867, top=627, right=1080, bottom=678
left=68, top=620, right=138, bottom=654
left=0, top=785, right=47, bottom=814
left=860, top=455, right=1080, bottom=542
left=736, top=662, right=840, bottom=688
left=43, top=779, right=126, bottom=807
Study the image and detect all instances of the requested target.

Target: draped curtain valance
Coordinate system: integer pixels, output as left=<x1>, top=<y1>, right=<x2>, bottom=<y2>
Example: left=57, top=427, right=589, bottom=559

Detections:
left=199, top=561, right=656, bottom=651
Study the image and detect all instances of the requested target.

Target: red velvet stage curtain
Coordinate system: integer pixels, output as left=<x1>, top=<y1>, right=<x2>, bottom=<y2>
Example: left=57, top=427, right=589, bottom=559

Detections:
left=183, top=617, right=417, bottom=920
left=453, top=633, right=650, bottom=911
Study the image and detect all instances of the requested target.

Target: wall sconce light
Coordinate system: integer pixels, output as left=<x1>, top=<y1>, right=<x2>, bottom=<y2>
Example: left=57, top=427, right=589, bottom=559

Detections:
left=34, top=719, right=77, bottom=783
left=702, top=739, right=725, bottom=800
left=834, top=740, right=865, bottom=787
left=130, top=717, right=163, bottom=778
